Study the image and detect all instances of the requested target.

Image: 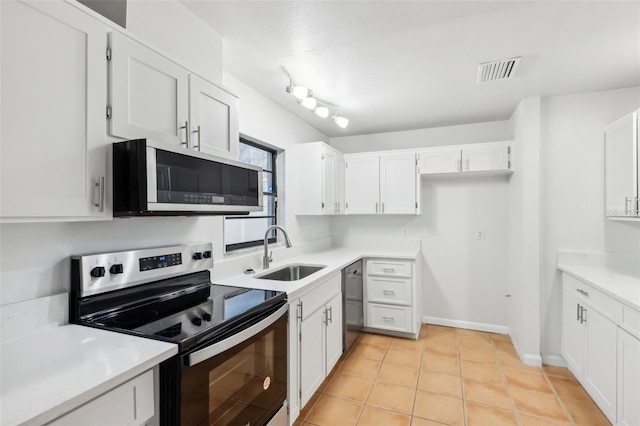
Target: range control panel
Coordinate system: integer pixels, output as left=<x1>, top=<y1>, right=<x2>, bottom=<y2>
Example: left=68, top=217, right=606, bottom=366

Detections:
left=72, top=243, right=214, bottom=297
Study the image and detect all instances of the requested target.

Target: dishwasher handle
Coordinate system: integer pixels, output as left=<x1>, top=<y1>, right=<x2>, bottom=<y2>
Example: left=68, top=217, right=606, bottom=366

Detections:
left=188, top=303, right=288, bottom=367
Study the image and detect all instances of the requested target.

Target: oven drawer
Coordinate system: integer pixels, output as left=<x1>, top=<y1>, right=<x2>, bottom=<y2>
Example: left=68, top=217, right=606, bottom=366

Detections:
left=367, top=304, right=412, bottom=333
left=48, top=369, right=154, bottom=426
left=366, top=260, right=412, bottom=278
left=367, top=276, right=412, bottom=305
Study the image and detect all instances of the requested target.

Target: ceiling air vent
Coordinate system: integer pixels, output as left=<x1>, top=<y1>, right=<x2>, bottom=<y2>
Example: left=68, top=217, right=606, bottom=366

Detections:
left=476, top=57, right=521, bottom=83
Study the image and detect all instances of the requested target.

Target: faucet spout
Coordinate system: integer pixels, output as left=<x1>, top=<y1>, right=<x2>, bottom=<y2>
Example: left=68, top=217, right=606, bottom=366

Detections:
left=263, top=225, right=292, bottom=269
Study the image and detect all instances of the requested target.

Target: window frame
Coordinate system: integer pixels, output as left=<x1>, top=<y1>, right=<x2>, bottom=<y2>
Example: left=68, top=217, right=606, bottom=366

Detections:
left=224, top=138, right=278, bottom=252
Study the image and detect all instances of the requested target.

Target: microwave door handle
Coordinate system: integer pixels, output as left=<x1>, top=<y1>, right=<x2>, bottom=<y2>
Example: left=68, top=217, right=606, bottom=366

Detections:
left=187, top=303, right=288, bottom=367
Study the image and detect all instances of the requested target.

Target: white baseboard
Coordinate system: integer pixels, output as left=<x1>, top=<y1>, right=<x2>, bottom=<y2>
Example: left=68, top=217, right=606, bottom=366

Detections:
left=422, top=316, right=508, bottom=335
left=541, top=354, right=568, bottom=367
left=522, top=353, right=543, bottom=367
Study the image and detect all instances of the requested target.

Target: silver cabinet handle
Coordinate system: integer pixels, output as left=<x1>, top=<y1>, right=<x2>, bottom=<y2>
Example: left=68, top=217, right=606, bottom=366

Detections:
left=192, top=125, right=201, bottom=151
left=180, top=121, right=189, bottom=147
left=625, top=197, right=632, bottom=215
left=577, top=289, right=590, bottom=297
left=382, top=267, right=395, bottom=272
left=464, top=158, right=470, bottom=171
left=375, top=202, right=378, bottom=213
left=93, top=176, right=105, bottom=212
left=576, top=303, right=581, bottom=321
left=382, top=289, right=396, bottom=295
left=297, top=301, right=303, bottom=320
left=382, top=316, right=395, bottom=321
left=580, top=306, right=587, bottom=324
left=328, top=306, right=333, bottom=324
left=382, top=202, right=385, bottom=214
left=188, top=304, right=288, bottom=366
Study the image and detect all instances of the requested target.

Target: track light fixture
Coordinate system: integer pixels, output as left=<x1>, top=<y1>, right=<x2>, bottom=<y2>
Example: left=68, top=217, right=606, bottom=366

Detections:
left=285, top=74, right=349, bottom=128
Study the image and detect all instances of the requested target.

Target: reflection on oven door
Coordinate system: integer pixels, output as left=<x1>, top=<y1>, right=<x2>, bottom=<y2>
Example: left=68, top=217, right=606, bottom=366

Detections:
left=180, top=313, right=288, bottom=426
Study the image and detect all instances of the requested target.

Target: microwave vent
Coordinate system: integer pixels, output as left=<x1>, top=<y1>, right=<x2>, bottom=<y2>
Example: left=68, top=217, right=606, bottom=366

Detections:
left=476, top=57, right=521, bottom=83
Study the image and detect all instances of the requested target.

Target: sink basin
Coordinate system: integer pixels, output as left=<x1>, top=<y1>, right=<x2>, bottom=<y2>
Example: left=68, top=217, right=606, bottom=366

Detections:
left=255, top=264, right=326, bottom=281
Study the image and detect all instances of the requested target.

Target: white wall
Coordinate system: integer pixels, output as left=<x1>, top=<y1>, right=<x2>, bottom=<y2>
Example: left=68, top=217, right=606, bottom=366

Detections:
left=0, top=2, right=329, bottom=307
left=330, top=121, right=512, bottom=332
left=507, top=97, right=542, bottom=365
left=539, top=87, right=640, bottom=361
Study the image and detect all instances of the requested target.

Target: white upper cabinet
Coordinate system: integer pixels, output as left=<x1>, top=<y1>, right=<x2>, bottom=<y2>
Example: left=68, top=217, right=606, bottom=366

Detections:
left=1, top=0, right=108, bottom=220
left=188, top=74, right=239, bottom=159
left=345, top=152, right=417, bottom=215
left=109, top=33, right=239, bottom=159
left=344, top=154, right=381, bottom=214
left=380, top=152, right=418, bottom=214
left=109, top=32, right=190, bottom=146
left=605, top=109, right=639, bottom=219
left=296, top=142, right=345, bottom=215
left=417, top=142, right=512, bottom=175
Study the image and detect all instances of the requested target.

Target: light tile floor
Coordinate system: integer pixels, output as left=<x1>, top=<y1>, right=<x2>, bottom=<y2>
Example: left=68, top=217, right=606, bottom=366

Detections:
left=294, top=325, right=611, bottom=426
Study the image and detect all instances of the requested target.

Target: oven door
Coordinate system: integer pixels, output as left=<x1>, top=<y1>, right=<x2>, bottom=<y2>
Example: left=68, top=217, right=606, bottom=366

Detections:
left=178, top=303, right=288, bottom=426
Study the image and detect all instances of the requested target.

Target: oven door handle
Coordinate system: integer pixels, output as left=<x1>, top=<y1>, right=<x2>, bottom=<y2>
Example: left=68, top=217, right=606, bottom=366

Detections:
left=187, top=303, right=288, bottom=367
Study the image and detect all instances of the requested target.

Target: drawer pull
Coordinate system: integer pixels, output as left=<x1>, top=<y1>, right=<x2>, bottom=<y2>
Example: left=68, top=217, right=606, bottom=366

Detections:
left=382, top=268, right=396, bottom=272
left=577, top=289, right=590, bottom=297
left=382, top=290, right=396, bottom=295
left=382, top=316, right=395, bottom=322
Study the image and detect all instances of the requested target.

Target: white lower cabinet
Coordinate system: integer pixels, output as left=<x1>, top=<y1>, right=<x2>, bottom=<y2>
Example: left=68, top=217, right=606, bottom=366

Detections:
left=364, top=259, right=419, bottom=338
left=618, top=328, right=640, bottom=426
left=290, top=273, right=343, bottom=422
left=561, top=272, right=640, bottom=425
left=47, top=369, right=155, bottom=426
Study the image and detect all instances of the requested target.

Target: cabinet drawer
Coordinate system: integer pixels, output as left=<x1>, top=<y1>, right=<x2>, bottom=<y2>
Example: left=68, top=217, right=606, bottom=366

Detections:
left=367, top=304, right=412, bottom=333
left=563, top=274, right=623, bottom=323
left=367, top=276, right=412, bottom=305
left=299, top=273, right=341, bottom=321
left=623, top=305, right=640, bottom=339
left=48, top=369, right=154, bottom=426
left=366, top=260, right=412, bottom=278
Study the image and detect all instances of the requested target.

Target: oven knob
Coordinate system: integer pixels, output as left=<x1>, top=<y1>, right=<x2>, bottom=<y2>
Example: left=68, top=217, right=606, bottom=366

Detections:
left=110, top=264, right=124, bottom=274
left=90, top=266, right=105, bottom=278
left=202, top=313, right=212, bottom=322
left=191, top=316, right=202, bottom=326
left=202, top=250, right=212, bottom=259
left=192, top=252, right=203, bottom=260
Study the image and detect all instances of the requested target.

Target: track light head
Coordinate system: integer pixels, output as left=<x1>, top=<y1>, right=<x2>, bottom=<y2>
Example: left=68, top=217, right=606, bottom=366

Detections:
left=332, top=113, right=349, bottom=129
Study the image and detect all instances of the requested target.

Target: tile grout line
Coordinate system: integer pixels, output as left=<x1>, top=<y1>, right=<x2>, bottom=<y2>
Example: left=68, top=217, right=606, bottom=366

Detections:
left=541, top=370, right=577, bottom=425
left=492, top=334, right=524, bottom=426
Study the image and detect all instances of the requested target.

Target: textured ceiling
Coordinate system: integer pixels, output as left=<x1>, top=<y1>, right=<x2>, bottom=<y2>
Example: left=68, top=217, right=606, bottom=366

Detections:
left=182, top=1, right=640, bottom=137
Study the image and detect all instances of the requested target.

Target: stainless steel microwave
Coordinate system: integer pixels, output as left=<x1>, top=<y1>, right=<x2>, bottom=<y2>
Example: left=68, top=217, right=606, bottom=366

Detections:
left=113, top=139, right=263, bottom=217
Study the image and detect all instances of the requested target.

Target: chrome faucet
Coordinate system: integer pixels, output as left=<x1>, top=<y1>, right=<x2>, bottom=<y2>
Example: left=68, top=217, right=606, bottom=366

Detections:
left=263, top=225, right=292, bottom=269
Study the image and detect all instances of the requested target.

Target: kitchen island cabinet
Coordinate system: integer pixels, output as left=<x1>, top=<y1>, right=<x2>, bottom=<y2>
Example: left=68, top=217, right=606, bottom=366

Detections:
left=1, top=0, right=108, bottom=220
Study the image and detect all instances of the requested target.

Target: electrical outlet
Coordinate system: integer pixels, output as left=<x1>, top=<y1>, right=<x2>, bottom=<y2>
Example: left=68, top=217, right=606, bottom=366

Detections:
left=475, top=229, right=485, bottom=240
left=402, top=228, right=409, bottom=238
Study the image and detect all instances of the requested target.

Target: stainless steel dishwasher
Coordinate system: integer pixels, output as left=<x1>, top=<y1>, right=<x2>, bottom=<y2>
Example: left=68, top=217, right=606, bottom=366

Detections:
left=342, top=260, right=363, bottom=351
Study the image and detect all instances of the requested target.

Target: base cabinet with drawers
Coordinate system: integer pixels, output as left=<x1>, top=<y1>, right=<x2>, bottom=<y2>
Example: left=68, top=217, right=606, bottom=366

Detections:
left=364, top=259, right=420, bottom=339
left=561, top=272, right=640, bottom=425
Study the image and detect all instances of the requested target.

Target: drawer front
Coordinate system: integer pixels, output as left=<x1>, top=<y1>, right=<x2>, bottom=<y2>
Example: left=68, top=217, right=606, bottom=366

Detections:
left=623, top=305, right=640, bottom=339
left=367, top=276, right=412, bottom=305
left=299, top=273, right=341, bottom=321
left=48, top=369, right=154, bottom=426
left=367, top=259, right=412, bottom=278
left=563, top=273, right=623, bottom=323
left=367, top=303, right=412, bottom=333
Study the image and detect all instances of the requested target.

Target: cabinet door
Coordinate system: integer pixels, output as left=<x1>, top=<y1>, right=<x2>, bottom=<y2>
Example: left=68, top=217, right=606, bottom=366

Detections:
left=189, top=74, right=239, bottom=160
left=618, top=328, right=640, bottom=426
left=1, top=0, right=108, bottom=219
left=110, top=32, right=189, bottom=146
left=299, top=307, right=326, bottom=407
left=322, top=147, right=337, bottom=214
left=605, top=111, right=638, bottom=217
left=561, top=288, right=585, bottom=378
left=380, top=152, right=416, bottom=214
left=344, top=154, right=380, bottom=214
left=335, top=153, right=345, bottom=214
left=462, top=144, right=511, bottom=172
left=325, top=292, right=343, bottom=373
left=417, top=148, right=461, bottom=174
left=584, top=307, right=618, bottom=423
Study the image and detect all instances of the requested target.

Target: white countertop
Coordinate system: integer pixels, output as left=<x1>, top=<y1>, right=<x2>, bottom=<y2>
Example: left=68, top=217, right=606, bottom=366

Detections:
left=217, top=247, right=420, bottom=299
left=1, top=325, right=177, bottom=426
left=558, top=264, right=640, bottom=311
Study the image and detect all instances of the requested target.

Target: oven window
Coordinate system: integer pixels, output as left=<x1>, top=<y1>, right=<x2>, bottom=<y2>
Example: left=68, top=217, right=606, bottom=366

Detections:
left=180, top=314, right=288, bottom=426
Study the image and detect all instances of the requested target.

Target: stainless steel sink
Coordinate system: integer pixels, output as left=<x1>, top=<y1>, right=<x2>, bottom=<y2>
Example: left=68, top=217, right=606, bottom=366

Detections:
left=255, top=264, right=326, bottom=281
